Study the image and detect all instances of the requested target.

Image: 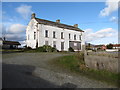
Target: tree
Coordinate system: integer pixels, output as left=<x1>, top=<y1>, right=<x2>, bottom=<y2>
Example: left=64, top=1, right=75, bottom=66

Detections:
left=86, top=43, right=91, bottom=50
left=106, top=43, right=113, bottom=49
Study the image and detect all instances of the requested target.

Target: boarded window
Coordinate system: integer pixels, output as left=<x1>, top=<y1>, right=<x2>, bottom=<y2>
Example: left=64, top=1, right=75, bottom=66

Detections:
left=45, top=30, right=48, bottom=37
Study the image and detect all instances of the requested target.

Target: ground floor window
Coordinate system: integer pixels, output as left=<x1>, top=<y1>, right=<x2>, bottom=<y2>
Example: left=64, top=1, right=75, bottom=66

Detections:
left=69, top=41, right=81, bottom=50
left=61, top=42, right=64, bottom=51
left=45, top=41, right=49, bottom=45
left=53, top=41, right=56, bottom=48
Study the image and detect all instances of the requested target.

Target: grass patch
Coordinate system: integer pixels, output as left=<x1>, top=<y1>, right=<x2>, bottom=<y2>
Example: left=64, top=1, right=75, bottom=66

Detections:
left=51, top=53, right=120, bottom=87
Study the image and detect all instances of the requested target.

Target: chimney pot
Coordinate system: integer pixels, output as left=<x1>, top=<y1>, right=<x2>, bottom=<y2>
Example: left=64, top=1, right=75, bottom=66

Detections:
left=56, top=19, right=60, bottom=23
left=74, top=24, right=78, bottom=28
left=31, top=13, right=36, bottom=19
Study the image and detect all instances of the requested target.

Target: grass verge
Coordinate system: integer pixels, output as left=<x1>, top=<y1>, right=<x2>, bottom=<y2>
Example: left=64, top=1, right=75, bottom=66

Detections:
left=50, top=53, right=120, bottom=87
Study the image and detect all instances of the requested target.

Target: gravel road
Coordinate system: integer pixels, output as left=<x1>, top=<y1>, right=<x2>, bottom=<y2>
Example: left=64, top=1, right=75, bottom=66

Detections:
left=2, top=53, right=117, bottom=88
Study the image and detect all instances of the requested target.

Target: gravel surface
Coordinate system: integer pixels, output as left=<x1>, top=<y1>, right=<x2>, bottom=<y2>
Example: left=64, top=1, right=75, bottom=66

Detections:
left=2, top=53, right=117, bottom=88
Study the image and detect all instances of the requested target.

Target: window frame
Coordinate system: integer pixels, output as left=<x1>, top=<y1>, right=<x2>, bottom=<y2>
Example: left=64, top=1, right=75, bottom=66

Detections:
left=53, top=41, right=56, bottom=48
left=45, top=41, right=49, bottom=45
left=28, top=35, right=29, bottom=40
left=45, top=30, right=48, bottom=37
left=69, top=33, right=71, bottom=39
left=61, top=32, right=64, bottom=39
left=74, top=34, right=76, bottom=40
left=53, top=31, right=56, bottom=38
left=61, top=42, right=64, bottom=50
left=79, top=35, right=81, bottom=40
left=34, top=32, right=36, bottom=40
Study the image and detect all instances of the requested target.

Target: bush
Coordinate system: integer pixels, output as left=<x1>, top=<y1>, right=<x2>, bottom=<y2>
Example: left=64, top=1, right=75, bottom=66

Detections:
left=36, top=46, right=46, bottom=52
left=51, top=47, right=57, bottom=52
left=24, top=46, right=32, bottom=51
left=68, top=47, right=74, bottom=52
left=106, top=43, right=113, bottom=49
left=43, top=45, right=52, bottom=52
left=36, top=45, right=57, bottom=52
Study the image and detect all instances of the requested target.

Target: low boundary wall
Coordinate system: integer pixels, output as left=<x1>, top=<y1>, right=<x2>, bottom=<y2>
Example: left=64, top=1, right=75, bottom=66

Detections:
left=84, top=52, right=119, bottom=73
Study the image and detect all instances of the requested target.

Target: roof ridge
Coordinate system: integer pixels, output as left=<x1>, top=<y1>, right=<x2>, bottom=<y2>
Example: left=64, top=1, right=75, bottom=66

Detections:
left=35, top=18, right=84, bottom=32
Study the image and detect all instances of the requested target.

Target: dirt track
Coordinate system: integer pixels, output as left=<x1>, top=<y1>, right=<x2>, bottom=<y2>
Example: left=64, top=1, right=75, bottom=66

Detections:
left=2, top=53, right=117, bottom=88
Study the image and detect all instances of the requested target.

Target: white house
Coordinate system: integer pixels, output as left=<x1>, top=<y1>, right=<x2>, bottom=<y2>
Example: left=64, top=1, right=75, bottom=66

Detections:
left=26, top=13, right=85, bottom=51
left=0, top=38, right=2, bottom=48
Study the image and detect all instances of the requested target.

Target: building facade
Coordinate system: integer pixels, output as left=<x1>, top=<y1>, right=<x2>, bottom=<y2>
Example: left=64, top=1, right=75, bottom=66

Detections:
left=26, top=13, right=84, bottom=51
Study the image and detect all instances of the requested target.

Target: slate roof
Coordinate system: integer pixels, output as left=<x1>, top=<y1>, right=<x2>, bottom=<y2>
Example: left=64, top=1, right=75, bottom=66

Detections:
left=3, top=41, right=21, bottom=45
left=94, top=45, right=105, bottom=47
left=35, top=18, right=84, bottom=32
left=113, top=44, right=120, bottom=47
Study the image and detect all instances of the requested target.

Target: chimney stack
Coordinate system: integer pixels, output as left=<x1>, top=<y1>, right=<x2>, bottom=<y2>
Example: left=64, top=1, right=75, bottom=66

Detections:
left=56, top=19, right=60, bottom=23
left=74, top=24, right=78, bottom=28
left=31, top=13, right=36, bottom=19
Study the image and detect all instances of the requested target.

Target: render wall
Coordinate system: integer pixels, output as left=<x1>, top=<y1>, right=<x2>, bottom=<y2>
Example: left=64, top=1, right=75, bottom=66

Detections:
left=26, top=19, right=38, bottom=49
left=84, top=52, right=119, bottom=73
left=26, top=18, right=85, bottom=51
left=38, top=24, right=84, bottom=51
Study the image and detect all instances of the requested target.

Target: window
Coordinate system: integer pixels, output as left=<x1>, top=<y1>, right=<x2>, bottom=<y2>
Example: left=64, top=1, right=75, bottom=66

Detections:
left=69, top=33, right=71, bottom=39
left=61, top=32, right=64, bottom=39
left=34, top=32, right=36, bottom=40
left=28, top=35, right=29, bottom=40
left=74, top=43, right=77, bottom=46
left=61, top=42, right=64, bottom=50
left=74, top=34, right=76, bottom=40
left=45, top=30, right=48, bottom=37
left=79, top=35, right=81, bottom=40
left=53, top=41, right=56, bottom=48
left=36, top=23, right=38, bottom=27
left=45, top=41, right=49, bottom=45
left=53, top=31, right=56, bottom=38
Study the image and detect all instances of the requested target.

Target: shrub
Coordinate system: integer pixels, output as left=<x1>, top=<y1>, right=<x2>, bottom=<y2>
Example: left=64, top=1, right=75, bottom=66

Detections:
left=36, top=45, right=58, bottom=52
left=43, top=45, right=52, bottom=52
left=106, top=43, right=113, bottom=49
left=24, top=46, right=32, bottom=51
left=68, top=47, right=74, bottom=52
left=36, top=46, right=46, bottom=52
left=51, top=47, right=57, bottom=52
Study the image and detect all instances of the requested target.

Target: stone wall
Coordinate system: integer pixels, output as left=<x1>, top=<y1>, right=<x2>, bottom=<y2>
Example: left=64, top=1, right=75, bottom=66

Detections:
left=84, top=52, right=119, bottom=73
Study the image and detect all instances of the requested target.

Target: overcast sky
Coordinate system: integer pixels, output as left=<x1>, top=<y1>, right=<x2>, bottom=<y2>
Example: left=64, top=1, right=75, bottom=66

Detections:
left=1, top=1, right=119, bottom=46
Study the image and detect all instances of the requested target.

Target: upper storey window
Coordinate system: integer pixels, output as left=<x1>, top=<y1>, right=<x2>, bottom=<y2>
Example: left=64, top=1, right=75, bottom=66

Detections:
left=53, top=31, right=56, bottom=38
left=61, top=32, right=64, bottom=39
left=34, top=32, right=36, bottom=40
left=45, top=30, right=48, bottom=37
left=79, top=35, right=81, bottom=40
left=74, top=34, right=76, bottom=40
left=69, top=33, right=71, bottom=39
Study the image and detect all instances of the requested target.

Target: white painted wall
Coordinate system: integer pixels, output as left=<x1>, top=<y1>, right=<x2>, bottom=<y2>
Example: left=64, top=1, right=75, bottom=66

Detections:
left=0, top=40, right=2, bottom=46
left=26, top=18, right=85, bottom=51
left=106, top=49, right=119, bottom=52
left=26, top=19, right=38, bottom=49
